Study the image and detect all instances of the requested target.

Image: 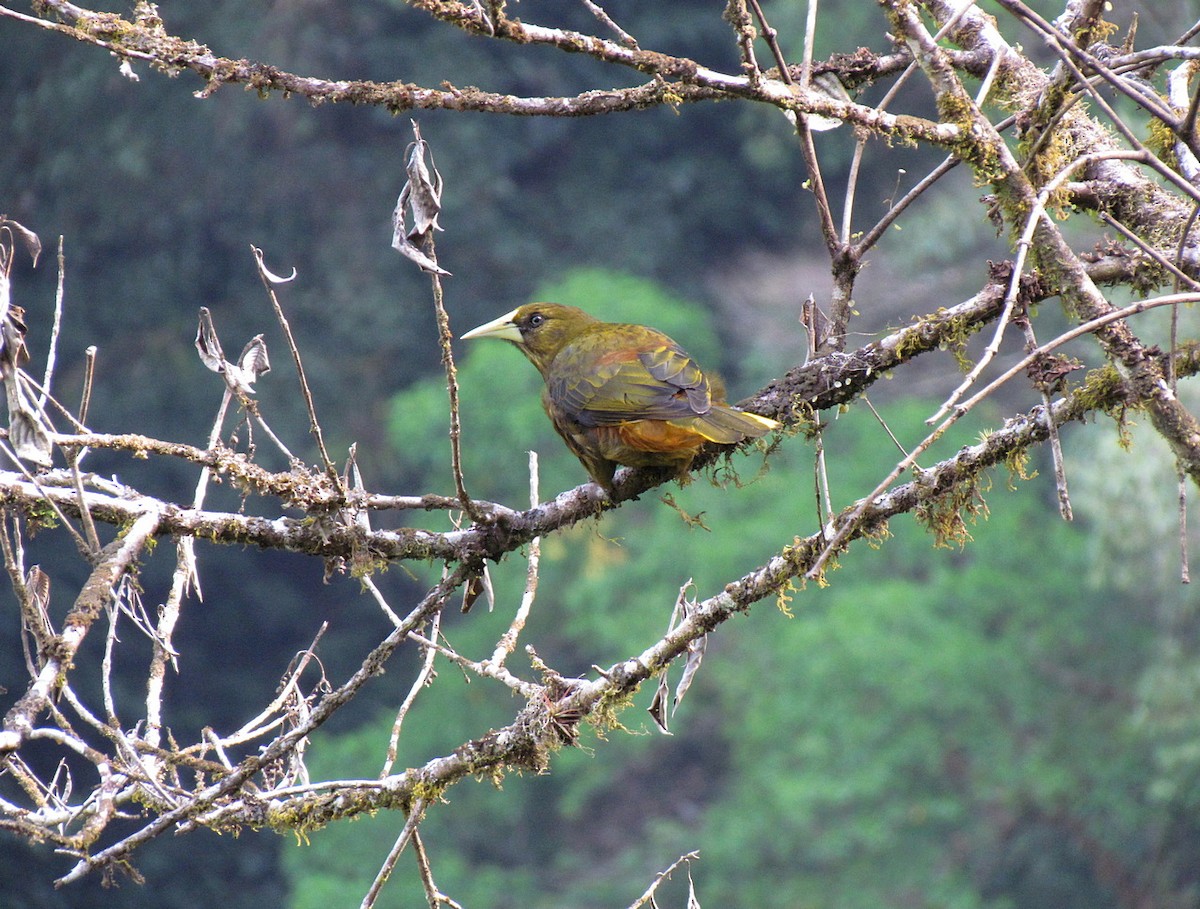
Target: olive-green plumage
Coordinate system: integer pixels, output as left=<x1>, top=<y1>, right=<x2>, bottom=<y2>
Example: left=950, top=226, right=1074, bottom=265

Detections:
left=462, top=303, right=779, bottom=494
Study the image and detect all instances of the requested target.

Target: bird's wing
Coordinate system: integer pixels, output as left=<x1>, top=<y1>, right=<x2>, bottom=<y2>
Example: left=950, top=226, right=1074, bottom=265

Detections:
left=548, top=338, right=712, bottom=427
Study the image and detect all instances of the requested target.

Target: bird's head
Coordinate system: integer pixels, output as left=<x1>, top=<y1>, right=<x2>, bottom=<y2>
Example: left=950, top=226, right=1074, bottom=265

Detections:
left=461, top=303, right=599, bottom=375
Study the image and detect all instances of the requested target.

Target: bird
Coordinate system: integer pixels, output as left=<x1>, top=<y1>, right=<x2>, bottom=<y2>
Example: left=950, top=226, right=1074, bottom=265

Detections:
left=461, top=303, right=779, bottom=495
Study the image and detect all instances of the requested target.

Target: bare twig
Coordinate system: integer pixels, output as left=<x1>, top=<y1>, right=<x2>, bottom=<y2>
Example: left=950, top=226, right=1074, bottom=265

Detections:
left=580, top=0, right=637, bottom=48
left=381, top=609, right=443, bottom=778
left=78, top=346, right=96, bottom=426
left=251, top=245, right=340, bottom=483
left=361, top=799, right=427, bottom=909
left=1014, top=315, right=1072, bottom=521
left=626, top=851, right=701, bottom=908
left=486, top=451, right=541, bottom=669
left=412, top=829, right=465, bottom=909
left=37, top=237, right=65, bottom=411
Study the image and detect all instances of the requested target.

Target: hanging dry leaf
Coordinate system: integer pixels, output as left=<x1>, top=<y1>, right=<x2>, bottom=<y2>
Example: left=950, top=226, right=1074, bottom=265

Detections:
left=0, top=220, right=33, bottom=380
left=390, top=122, right=451, bottom=276
left=0, top=304, right=30, bottom=380
left=480, top=563, right=495, bottom=612
left=796, top=72, right=850, bottom=132
left=800, top=293, right=829, bottom=359
left=251, top=246, right=297, bottom=284
left=26, top=565, right=50, bottom=613
left=461, top=569, right=496, bottom=613
left=195, top=307, right=225, bottom=373
left=0, top=228, right=52, bottom=466
left=391, top=230, right=452, bottom=276
left=403, top=122, right=443, bottom=240
left=672, top=632, right=707, bottom=717
left=340, top=443, right=372, bottom=533
left=235, top=335, right=271, bottom=385
left=648, top=672, right=671, bottom=734
left=0, top=217, right=42, bottom=271
left=470, top=0, right=497, bottom=35
left=6, top=398, right=52, bottom=466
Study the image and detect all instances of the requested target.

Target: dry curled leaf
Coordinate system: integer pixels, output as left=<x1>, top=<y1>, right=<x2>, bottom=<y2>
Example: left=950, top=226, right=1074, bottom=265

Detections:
left=341, top=443, right=371, bottom=533
left=0, top=304, right=30, bottom=380
left=237, top=335, right=271, bottom=383
left=403, top=124, right=444, bottom=241
left=673, top=632, right=707, bottom=717
left=26, top=565, right=50, bottom=614
left=648, top=672, right=671, bottom=734
left=460, top=567, right=494, bottom=613
left=6, top=401, right=52, bottom=466
left=0, top=217, right=42, bottom=272
left=251, top=245, right=297, bottom=284
left=195, top=308, right=270, bottom=396
left=391, top=229, right=452, bottom=276
left=0, top=230, right=52, bottom=466
left=391, top=121, right=451, bottom=276
left=194, top=307, right=225, bottom=373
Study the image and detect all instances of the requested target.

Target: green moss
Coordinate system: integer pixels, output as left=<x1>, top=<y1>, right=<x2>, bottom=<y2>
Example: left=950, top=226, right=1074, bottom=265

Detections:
left=1146, top=117, right=1180, bottom=172
left=24, top=499, right=59, bottom=532
left=998, top=439, right=1037, bottom=489
left=588, top=686, right=635, bottom=736
left=1073, top=364, right=1136, bottom=442
left=915, top=474, right=990, bottom=549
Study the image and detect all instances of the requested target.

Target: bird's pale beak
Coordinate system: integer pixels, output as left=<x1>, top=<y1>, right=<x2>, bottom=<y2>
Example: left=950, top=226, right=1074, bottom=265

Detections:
left=461, top=307, right=523, bottom=343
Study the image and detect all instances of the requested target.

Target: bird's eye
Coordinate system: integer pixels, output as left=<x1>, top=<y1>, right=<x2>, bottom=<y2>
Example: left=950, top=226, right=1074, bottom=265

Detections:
left=527, top=312, right=545, bottom=328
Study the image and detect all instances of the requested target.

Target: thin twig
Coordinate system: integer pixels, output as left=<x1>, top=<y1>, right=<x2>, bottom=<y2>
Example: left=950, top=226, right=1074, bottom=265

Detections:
left=486, top=450, right=540, bottom=669
left=726, top=0, right=762, bottom=83
left=412, top=829, right=465, bottom=909
left=362, top=575, right=404, bottom=627
left=37, top=237, right=66, bottom=411
left=861, top=395, right=915, bottom=464
left=209, top=623, right=328, bottom=753
left=251, top=245, right=341, bottom=485
left=1170, top=203, right=1200, bottom=582
left=841, top=0, right=982, bottom=250
left=1179, top=473, right=1191, bottom=584
left=1014, top=316, right=1072, bottom=520
left=747, top=0, right=840, bottom=254
left=145, top=391, right=233, bottom=755
left=78, top=346, right=96, bottom=426
left=69, top=459, right=100, bottom=554
left=55, top=564, right=469, bottom=886
left=426, top=244, right=480, bottom=521
left=626, top=851, right=701, bottom=909
left=1097, top=212, right=1200, bottom=292
left=406, top=629, right=537, bottom=696
left=381, top=609, right=442, bottom=779
left=802, top=297, right=833, bottom=527
left=580, top=0, right=637, bottom=48
left=245, top=401, right=297, bottom=462
left=100, top=601, right=119, bottom=722
left=361, top=799, right=427, bottom=909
